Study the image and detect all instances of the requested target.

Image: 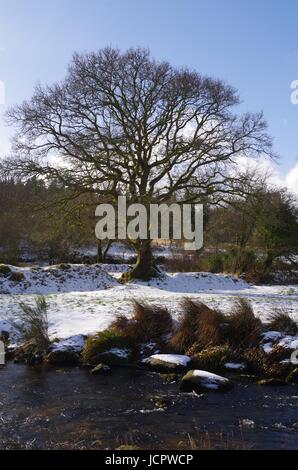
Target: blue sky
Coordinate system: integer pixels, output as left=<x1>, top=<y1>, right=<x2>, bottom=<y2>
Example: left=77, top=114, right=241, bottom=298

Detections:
left=0, top=0, right=297, bottom=181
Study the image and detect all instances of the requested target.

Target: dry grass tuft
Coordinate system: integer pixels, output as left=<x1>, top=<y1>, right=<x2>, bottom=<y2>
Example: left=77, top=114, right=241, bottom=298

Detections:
left=242, top=348, right=267, bottom=374
left=82, top=328, right=131, bottom=365
left=225, top=298, right=262, bottom=351
left=111, top=301, right=173, bottom=345
left=14, top=295, right=50, bottom=352
left=267, top=309, right=298, bottom=335
left=170, top=298, right=224, bottom=354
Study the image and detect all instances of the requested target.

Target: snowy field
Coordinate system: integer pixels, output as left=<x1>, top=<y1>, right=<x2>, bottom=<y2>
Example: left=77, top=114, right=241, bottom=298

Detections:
left=0, top=263, right=297, bottom=347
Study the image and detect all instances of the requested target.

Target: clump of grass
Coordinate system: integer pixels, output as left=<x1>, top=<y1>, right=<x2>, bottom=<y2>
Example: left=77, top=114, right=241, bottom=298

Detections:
left=82, top=328, right=131, bottom=365
left=14, top=295, right=50, bottom=352
left=266, top=345, right=291, bottom=364
left=242, top=348, right=267, bottom=375
left=225, top=298, right=262, bottom=351
left=0, top=264, right=11, bottom=276
left=192, top=345, right=239, bottom=372
left=267, top=309, right=298, bottom=335
left=111, top=301, right=173, bottom=345
left=170, top=298, right=224, bottom=354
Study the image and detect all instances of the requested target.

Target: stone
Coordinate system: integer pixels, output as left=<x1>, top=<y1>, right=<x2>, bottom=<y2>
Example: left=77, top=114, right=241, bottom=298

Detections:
left=90, top=363, right=111, bottom=374
left=180, top=369, right=233, bottom=393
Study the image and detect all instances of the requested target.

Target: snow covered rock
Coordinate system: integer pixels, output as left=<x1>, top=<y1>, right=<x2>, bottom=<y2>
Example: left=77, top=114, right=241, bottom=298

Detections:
left=50, top=335, right=86, bottom=353
left=94, top=348, right=132, bottom=366
left=262, top=331, right=298, bottom=354
left=145, top=354, right=191, bottom=372
left=180, top=370, right=233, bottom=393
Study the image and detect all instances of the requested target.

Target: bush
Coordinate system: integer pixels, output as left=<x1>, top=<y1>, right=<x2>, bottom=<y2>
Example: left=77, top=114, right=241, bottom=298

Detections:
left=14, top=296, right=50, bottom=352
left=170, top=298, right=224, bottom=354
left=164, top=254, right=200, bottom=273
left=265, top=363, right=292, bottom=379
left=225, top=298, right=262, bottom=350
left=266, top=345, right=292, bottom=364
left=206, top=253, right=224, bottom=273
left=0, top=264, right=12, bottom=276
left=82, top=328, right=131, bottom=365
left=242, top=348, right=267, bottom=375
left=267, top=309, right=298, bottom=335
left=111, top=301, right=173, bottom=345
left=192, top=345, right=239, bottom=372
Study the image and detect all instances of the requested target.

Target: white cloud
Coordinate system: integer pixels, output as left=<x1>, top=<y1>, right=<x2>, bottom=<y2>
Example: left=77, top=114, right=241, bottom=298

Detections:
left=235, top=156, right=298, bottom=197
left=285, top=164, right=298, bottom=195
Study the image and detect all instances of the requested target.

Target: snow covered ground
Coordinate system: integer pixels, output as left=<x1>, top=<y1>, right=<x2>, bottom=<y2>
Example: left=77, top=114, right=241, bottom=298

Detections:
left=0, top=264, right=297, bottom=347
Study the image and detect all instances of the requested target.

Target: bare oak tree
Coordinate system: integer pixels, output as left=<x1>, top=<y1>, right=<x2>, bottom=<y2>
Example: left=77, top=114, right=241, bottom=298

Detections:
left=6, top=47, right=273, bottom=279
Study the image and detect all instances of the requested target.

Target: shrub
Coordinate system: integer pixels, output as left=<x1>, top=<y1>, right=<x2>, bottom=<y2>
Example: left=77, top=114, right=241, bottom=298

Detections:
left=242, top=348, right=267, bottom=375
left=206, top=253, right=224, bottom=273
left=0, top=264, right=12, bottom=276
left=14, top=296, right=50, bottom=352
left=266, top=345, right=291, bottom=364
left=164, top=254, right=200, bottom=273
left=225, top=298, right=262, bottom=350
left=267, top=309, right=298, bottom=335
left=111, top=301, right=173, bottom=345
left=265, top=363, right=292, bottom=379
left=82, top=328, right=131, bottom=365
left=192, top=345, right=239, bottom=372
left=170, top=299, right=224, bottom=354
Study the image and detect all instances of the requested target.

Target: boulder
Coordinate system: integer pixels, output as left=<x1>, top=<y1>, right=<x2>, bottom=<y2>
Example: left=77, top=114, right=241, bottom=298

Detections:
left=46, top=350, right=80, bottom=366
left=145, top=354, right=191, bottom=372
left=94, top=348, right=132, bottom=366
left=180, top=370, right=233, bottom=393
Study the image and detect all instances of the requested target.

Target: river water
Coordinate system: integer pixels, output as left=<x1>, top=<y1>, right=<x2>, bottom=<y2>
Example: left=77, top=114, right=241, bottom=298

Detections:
left=0, top=362, right=297, bottom=449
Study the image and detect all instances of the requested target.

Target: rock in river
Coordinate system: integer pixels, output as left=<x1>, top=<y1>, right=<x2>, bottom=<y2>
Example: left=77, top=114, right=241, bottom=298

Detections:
left=144, top=354, right=191, bottom=372
left=180, top=370, right=233, bottom=393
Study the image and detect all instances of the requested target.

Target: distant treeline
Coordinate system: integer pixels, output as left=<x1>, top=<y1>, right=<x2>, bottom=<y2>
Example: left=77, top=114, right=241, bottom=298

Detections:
left=0, top=176, right=297, bottom=280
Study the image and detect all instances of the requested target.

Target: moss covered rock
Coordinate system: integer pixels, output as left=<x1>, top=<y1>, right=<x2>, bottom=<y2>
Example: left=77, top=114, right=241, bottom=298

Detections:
left=257, top=378, right=286, bottom=386
left=265, top=362, right=292, bottom=379
left=90, top=363, right=111, bottom=374
left=46, top=350, right=80, bottom=366
left=93, top=349, right=132, bottom=366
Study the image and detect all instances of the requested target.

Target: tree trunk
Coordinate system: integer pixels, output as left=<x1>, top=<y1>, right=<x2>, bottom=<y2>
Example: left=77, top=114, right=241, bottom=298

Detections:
left=103, top=239, right=112, bottom=261
left=122, top=240, right=160, bottom=282
left=96, top=240, right=103, bottom=263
